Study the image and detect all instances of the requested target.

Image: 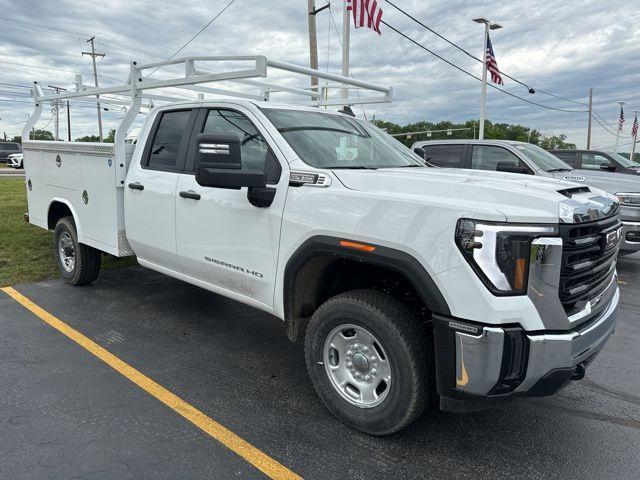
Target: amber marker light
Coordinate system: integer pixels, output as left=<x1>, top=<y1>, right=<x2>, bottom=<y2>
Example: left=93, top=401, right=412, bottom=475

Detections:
left=339, top=240, right=376, bottom=252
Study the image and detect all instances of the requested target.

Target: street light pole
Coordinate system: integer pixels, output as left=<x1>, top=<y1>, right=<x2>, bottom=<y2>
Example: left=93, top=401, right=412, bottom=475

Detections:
left=473, top=18, right=502, bottom=140
left=614, top=100, right=625, bottom=153
left=341, top=0, right=351, bottom=101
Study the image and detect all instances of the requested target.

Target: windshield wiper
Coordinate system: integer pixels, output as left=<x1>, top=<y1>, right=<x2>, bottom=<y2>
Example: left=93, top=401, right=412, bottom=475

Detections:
left=547, top=168, right=572, bottom=172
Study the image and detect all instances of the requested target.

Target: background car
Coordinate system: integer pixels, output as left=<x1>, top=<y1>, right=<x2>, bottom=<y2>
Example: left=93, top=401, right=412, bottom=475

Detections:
left=6, top=152, right=23, bottom=169
left=412, top=139, right=640, bottom=255
left=550, top=149, right=640, bottom=175
left=0, top=142, right=22, bottom=164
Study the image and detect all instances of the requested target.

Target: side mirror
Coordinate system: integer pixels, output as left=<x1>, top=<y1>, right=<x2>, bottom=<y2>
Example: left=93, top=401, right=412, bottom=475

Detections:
left=413, top=146, right=426, bottom=159
left=195, top=132, right=266, bottom=189
left=600, top=163, right=617, bottom=172
left=496, top=162, right=529, bottom=174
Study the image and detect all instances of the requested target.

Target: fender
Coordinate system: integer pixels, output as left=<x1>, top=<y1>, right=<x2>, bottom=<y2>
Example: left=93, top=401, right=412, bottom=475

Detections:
left=283, top=235, right=451, bottom=340
left=47, top=198, right=84, bottom=242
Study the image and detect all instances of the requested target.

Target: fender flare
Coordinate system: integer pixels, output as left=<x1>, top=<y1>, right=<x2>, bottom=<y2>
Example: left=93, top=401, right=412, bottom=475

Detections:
left=283, top=236, right=451, bottom=339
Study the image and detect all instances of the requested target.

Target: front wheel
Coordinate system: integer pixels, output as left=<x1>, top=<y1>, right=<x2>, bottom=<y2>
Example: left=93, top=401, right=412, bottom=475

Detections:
left=305, top=289, right=435, bottom=435
left=54, top=216, right=101, bottom=286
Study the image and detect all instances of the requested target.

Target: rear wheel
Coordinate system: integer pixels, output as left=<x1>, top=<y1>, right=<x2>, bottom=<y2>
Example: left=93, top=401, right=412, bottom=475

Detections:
left=305, top=289, right=435, bottom=435
left=53, top=216, right=101, bottom=286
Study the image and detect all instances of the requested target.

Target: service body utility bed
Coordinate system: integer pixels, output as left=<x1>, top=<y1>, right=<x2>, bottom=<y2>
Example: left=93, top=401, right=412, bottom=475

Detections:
left=24, top=141, right=135, bottom=256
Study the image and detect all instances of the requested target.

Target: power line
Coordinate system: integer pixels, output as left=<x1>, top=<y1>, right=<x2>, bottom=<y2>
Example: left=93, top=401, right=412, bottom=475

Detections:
left=381, top=19, right=586, bottom=113
left=384, top=0, right=590, bottom=108
left=148, top=0, right=235, bottom=76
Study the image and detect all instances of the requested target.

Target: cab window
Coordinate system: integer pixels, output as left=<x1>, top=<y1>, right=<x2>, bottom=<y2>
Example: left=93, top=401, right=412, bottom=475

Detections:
left=580, top=153, right=613, bottom=170
left=421, top=145, right=464, bottom=168
left=145, top=110, right=192, bottom=171
left=203, top=109, right=280, bottom=183
left=553, top=151, right=577, bottom=167
left=471, top=145, right=527, bottom=172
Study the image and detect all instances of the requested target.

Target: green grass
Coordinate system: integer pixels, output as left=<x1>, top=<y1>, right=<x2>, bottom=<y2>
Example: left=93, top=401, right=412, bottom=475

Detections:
left=0, top=178, right=136, bottom=286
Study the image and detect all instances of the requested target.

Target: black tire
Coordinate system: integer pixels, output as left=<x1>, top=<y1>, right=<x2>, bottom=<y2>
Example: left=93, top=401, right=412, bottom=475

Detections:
left=53, top=216, right=101, bottom=286
left=305, top=289, right=435, bottom=435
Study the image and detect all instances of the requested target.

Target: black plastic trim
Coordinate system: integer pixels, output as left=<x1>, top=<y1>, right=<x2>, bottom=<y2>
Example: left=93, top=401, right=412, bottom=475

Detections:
left=284, top=235, right=451, bottom=317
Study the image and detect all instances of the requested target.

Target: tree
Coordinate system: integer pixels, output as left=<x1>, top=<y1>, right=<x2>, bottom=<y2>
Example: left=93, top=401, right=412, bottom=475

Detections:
left=75, top=129, right=115, bottom=143
left=538, top=134, right=576, bottom=150
left=10, top=135, right=21, bottom=144
left=29, top=129, right=54, bottom=140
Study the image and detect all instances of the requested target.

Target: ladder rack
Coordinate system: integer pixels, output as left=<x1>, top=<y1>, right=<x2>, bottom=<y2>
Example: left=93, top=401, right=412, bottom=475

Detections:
left=24, top=55, right=393, bottom=141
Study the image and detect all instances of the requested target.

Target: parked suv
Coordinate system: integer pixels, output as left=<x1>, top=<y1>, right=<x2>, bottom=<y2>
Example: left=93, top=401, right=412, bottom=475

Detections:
left=412, top=139, right=640, bottom=255
left=0, top=142, right=22, bottom=163
left=550, top=149, right=640, bottom=175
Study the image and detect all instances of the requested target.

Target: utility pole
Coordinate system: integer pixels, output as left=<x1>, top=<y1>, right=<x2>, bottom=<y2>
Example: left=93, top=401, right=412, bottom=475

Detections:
left=473, top=18, right=502, bottom=140
left=586, top=88, right=593, bottom=149
left=82, top=36, right=105, bottom=142
left=48, top=85, right=67, bottom=141
left=341, top=0, right=351, bottom=101
left=66, top=101, right=71, bottom=141
left=308, top=0, right=319, bottom=92
left=614, top=100, right=625, bottom=153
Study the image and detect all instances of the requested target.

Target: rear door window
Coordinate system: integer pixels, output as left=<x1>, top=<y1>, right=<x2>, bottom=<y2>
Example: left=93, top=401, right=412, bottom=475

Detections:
left=471, top=145, right=526, bottom=171
left=145, top=110, right=192, bottom=172
left=421, top=145, right=464, bottom=168
left=553, top=151, right=577, bottom=167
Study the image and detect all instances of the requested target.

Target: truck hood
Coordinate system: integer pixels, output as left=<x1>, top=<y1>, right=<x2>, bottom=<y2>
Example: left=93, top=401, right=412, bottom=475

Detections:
left=552, top=169, right=640, bottom=195
left=332, top=167, right=588, bottom=223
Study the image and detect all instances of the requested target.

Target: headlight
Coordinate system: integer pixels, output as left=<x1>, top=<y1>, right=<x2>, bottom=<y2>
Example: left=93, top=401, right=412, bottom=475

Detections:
left=455, top=219, right=557, bottom=295
left=615, top=193, right=640, bottom=206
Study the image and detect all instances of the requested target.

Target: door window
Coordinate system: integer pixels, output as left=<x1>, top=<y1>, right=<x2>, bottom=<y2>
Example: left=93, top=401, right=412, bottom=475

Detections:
left=471, top=145, right=525, bottom=171
left=552, top=151, right=577, bottom=166
left=421, top=145, right=463, bottom=168
left=203, top=109, right=280, bottom=183
left=580, top=153, right=613, bottom=170
left=146, top=110, right=192, bottom=171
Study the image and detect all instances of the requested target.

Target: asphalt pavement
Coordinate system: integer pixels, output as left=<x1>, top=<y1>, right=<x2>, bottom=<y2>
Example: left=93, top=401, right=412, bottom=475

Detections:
left=0, top=255, right=639, bottom=479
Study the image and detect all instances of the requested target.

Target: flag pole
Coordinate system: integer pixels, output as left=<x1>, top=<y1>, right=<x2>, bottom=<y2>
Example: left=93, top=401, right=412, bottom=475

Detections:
left=478, top=23, right=489, bottom=140
left=341, top=0, right=351, bottom=101
left=614, top=101, right=625, bottom=153
left=631, top=110, right=639, bottom=162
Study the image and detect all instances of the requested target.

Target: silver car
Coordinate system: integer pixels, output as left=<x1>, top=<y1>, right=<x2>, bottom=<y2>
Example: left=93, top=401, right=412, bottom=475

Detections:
left=412, top=139, right=640, bottom=255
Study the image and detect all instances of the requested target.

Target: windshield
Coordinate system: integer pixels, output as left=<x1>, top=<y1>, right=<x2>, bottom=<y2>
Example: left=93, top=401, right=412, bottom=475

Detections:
left=515, top=143, right=573, bottom=172
left=609, top=152, right=640, bottom=168
left=261, top=108, right=423, bottom=169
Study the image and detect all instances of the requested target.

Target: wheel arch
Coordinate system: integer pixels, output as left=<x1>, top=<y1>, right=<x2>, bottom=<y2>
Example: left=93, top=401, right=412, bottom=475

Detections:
left=283, top=235, right=450, bottom=341
left=47, top=198, right=83, bottom=242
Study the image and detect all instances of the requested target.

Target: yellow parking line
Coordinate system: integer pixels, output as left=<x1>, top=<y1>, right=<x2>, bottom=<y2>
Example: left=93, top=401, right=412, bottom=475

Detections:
left=1, top=286, right=302, bottom=480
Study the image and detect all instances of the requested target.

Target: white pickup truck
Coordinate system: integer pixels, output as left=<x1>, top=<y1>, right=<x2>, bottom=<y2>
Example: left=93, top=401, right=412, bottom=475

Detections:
left=21, top=56, right=621, bottom=435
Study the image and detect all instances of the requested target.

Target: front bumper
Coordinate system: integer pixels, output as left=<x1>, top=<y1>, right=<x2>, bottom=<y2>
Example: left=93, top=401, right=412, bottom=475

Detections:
left=433, top=283, right=619, bottom=413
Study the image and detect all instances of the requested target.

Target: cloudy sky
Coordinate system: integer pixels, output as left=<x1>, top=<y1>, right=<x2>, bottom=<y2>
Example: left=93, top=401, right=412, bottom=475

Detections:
left=0, top=0, right=638, bottom=150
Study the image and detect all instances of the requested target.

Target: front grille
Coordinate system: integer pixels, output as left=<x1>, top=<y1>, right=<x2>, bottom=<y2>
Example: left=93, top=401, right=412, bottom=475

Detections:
left=558, top=214, right=621, bottom=312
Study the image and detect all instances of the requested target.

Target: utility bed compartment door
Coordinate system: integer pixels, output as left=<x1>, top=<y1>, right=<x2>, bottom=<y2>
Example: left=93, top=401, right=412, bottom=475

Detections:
left=44, top=151, right=82, bottom=190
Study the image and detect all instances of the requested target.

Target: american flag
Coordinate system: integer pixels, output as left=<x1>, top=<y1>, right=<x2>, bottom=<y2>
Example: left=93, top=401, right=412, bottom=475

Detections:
left=632, top=112, right=638, bottom=138
left=619, top=106, right=626, bottom=132
left=485, top=33, right=503, bottom=85
left=346, top=0, right=383, bottom=35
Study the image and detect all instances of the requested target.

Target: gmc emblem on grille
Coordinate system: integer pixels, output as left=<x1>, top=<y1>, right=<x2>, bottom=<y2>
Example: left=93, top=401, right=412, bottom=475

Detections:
left=604, top=230, right=620, bottom=250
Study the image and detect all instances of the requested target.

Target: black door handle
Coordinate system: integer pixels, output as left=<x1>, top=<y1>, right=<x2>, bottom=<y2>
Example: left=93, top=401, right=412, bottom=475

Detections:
left=128, top=182, right=144, bottom=191
left=179, top=190, right=201, bottom=200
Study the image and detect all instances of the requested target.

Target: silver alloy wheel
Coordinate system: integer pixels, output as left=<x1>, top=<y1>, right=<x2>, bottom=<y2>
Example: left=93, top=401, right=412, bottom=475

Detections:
left=323, top=323, right=392, bottom=408
left=58, top=232, right=75, bottom=273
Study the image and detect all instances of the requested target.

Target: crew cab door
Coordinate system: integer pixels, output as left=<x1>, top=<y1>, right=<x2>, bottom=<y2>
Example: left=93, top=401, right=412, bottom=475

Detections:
left=174, top=106, right=287, bottom=310
left=125, top=108, right=197, bottom=272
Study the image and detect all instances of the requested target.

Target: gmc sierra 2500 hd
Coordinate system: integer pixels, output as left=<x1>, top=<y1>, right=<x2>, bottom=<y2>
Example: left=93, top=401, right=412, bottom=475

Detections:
left=21, top=56, right=621, bottom=435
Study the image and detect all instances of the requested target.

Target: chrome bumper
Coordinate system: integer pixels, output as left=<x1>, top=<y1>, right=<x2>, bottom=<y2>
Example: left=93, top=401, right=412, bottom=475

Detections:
left=452, top=285, right=618, bottom=397
left=620, top=221, right=640, bottom=252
